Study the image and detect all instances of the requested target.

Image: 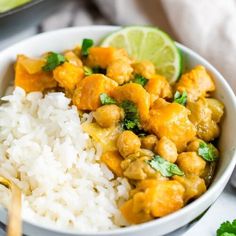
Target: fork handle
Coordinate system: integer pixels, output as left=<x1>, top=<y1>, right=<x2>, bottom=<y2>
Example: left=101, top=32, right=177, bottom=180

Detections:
left=0, top=177, right=22, bottom=236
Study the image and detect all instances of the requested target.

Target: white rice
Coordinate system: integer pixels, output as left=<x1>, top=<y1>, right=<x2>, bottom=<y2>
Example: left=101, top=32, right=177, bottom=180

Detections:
left=0, top=87, right=130, bottom=232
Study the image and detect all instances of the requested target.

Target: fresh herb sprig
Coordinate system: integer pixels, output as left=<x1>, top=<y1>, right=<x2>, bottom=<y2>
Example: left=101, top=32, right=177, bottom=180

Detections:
left=198, top=142, right=218, bottom=162
left=217, top=219, right=236, bottom=236
left=100, top=93, right=117, bottom=105
left=133, top=74, right=148, bottom=87
left=121, top=100, right=141, bottom=131
left=148, top=155, right=184, bottom=177
left=173, top=91, right=187, bottom=106
left=42, top=52, right=66, bottom=72
left=99, top=95, right=141, bottom=133
left=81, top=38, right=94, bottom=57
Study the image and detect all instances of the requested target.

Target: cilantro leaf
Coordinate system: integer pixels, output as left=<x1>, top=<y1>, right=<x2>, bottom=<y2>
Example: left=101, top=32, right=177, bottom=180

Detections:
left=81, top=38, right=94, bottom=56
left=83, top=66, right=93, bottom=76
left=221, top=233, right=236, bottom=236
left=148, top=155, right=184, bottom=177
left=42, top=52, right=66, bottom=72
left=121, top=100, right=141, bottom=131
left=198, top=141, right=218, bottom=162
left=217, top=219, right=236, bottom=236
left=100, top=93, right=117, bottom=105
left=174, top=91, right=187, bottom=106
left=133, top=74, right=148, bottom=86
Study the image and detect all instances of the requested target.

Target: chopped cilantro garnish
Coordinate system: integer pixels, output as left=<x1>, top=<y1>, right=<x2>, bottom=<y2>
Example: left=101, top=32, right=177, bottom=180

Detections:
left=100, top=93, right=117, bottom=105
left=148, top=155, right=184, bottom=177
left=198, top=141, right=218, bottom=162
left=217, top=219, right=236, bottom=236
left=42, top=52, right=66, bottom=72
left=174, top=91, right=187, bottom=106
left=81, top=38, right=94, bottom=57
left=121, top=100, right=141, bottom=131
left=133, top=74, right=148, bottom=86
left=83, top=66, right=93, bottom=76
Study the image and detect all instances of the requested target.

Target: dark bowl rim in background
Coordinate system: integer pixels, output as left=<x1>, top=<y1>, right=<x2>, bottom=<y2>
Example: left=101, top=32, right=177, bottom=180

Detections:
left=0, top=0, right=44, bottom=18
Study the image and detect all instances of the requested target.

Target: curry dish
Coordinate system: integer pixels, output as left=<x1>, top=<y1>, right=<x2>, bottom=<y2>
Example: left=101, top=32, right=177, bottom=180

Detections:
left=14, top=39, right=224, bottom=224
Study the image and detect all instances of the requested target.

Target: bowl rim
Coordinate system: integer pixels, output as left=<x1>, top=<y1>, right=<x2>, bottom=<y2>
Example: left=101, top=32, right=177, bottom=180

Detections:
left=0, top=0, right=44, bottom=18
left=0, top=25, right=236, bottom=235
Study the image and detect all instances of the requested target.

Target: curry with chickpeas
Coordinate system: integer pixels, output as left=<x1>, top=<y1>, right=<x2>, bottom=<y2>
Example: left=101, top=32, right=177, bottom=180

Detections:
left=14, top=38, right=224, bottom=225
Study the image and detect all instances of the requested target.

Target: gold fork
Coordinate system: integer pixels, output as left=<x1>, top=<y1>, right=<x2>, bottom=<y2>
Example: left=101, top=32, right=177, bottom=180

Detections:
left=0, top=176, right=21, bottom=236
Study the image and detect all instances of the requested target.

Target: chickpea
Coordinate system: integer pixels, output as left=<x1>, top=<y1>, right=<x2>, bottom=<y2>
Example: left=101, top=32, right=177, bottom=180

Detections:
left=132, top=60, right=156, bottom=79
left=140, top=134, right=158, bottom=150
left=187, top=139, right=203, bottom=152
left=154, top=136, right=178, bottom=163
left=93, top=105, right=123, bottom=128
left=187, top=98, right=220, bottom=142
left=107, top=59, right=133, bottom=84
left=197, top=120, right=220, bottom=142
left=117, top=131, right=141, bottom=157
left=173, top=175, right=206, bottom=203
left=121, top=156, right=157, bottom=180
left=205, top=98, right=224, bottom=123
left=177, top=152, right=206, bottom=176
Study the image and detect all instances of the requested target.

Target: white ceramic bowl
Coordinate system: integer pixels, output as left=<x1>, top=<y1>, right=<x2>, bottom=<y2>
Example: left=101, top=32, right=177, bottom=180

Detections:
left=0, top=26, right=235, bottom=236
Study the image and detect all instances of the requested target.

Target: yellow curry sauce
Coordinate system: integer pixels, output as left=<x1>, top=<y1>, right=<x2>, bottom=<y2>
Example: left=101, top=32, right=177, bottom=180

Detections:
left=14, top=43, right=224, bottom=224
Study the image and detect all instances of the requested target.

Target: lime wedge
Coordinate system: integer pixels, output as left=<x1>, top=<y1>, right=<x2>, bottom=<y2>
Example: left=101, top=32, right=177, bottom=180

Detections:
left=101, top=26, right=182, bottom=83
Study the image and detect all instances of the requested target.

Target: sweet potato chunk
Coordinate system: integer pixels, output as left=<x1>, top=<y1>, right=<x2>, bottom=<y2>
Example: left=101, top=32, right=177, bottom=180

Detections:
left=53, top=62, right=84, bottom=90
left=176, top=65, right=215, bottom=101
left=64, top=51, right=83, bottom=67
left=73, top=74, right=118, bottom=110
left=111, top=83, right=150, bottom=122
left=86, top=47, right=129, bottom=68
left=148, top=99, right=196, bottom=151
left=106, top=58, right=133, bottom=84
left=18, top=55, right=45, bottom=74
left=150, top=180, right=185, bottom=217
left=120, top=198, right=153, bottom=224
left=15, top=55, right=57, bottom=92
left=101, top=151, right=123, bottom=177
left=82, top=122, right=121, bottom=152
left=132, top=60, right=156, bottom=79
left=177, top=152, right=206, bottom=176
left=145, top=74, right=172, bottom=105
left=120, top=179, right=185, bottom=223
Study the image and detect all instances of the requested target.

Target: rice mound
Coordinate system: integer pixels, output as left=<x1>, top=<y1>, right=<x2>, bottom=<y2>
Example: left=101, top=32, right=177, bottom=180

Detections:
left=0, top=87, right=130, bottom=232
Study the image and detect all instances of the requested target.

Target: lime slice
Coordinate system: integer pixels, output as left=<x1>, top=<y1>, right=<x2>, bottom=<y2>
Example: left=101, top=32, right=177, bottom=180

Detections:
left=101, top=26, right=182, bottom=84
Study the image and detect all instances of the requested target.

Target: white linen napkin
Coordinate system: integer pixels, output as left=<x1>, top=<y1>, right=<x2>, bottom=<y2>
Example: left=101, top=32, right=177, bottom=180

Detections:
left=161, top=0, right=236, bottom=92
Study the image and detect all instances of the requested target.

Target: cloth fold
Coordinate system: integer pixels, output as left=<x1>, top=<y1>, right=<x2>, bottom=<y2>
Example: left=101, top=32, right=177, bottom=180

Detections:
left=41, top=0, right=236, bottom=92
left=161, top=0, right=236, bottom=92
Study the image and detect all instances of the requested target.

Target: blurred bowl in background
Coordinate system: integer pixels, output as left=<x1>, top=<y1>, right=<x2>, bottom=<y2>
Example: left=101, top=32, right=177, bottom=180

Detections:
left=0, top=0, right=65, bottom=41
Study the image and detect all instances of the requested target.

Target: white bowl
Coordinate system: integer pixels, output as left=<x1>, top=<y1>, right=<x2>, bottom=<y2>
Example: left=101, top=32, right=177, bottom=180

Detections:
left=0, top=26, right=235, bottom=236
